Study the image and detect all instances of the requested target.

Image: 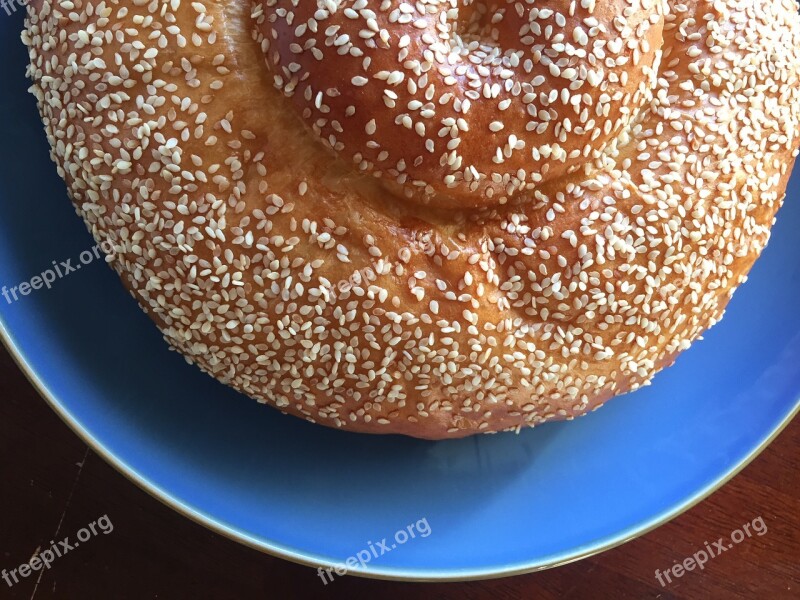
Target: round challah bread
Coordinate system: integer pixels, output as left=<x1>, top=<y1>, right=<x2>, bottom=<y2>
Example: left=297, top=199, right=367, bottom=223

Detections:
left=23, top=0, right=800, bottom=438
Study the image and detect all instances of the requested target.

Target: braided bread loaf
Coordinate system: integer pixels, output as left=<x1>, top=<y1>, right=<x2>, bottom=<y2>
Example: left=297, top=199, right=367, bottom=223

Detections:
left=24, top=0, right=800, bottom=438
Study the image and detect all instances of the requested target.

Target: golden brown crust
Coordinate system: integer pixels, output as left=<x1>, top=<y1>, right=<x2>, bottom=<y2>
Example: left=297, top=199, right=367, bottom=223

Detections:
left=22, top=0, right=800, bottom=439
left=256, top=0, right=666, bottom=208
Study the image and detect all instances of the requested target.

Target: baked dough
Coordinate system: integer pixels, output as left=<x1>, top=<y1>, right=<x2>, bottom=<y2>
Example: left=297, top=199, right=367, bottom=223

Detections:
left=23, top=0, right=800, bottom=438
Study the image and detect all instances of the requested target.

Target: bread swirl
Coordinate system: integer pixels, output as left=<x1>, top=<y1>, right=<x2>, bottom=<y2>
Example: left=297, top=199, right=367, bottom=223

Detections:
left=23, top=0, right=800, bottom=438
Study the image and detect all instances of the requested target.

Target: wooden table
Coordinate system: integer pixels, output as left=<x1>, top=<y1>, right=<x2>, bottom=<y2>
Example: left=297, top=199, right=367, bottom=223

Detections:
left=1, top=346, right=797, bottom=599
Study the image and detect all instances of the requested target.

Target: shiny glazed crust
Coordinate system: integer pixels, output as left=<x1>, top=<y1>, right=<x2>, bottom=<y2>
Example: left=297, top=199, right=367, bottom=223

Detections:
left=23, top=0, right=800, bottom=438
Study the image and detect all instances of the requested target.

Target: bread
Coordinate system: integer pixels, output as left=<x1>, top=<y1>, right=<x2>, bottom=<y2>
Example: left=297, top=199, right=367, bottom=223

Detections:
left=23, top=0, right=800, bottom=439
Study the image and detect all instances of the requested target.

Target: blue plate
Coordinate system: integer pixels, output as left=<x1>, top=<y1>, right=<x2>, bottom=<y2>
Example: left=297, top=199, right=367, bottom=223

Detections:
left=1, top=16, right=798, bottom=580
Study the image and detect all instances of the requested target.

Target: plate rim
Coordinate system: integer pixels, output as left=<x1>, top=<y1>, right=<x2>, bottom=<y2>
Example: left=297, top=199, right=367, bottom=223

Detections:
left=1, top=314, right=798, bottom=582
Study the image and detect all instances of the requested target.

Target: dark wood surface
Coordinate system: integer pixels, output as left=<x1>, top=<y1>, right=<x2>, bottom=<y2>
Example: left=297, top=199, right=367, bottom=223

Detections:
left=1, top=346, right=797, bottom=600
